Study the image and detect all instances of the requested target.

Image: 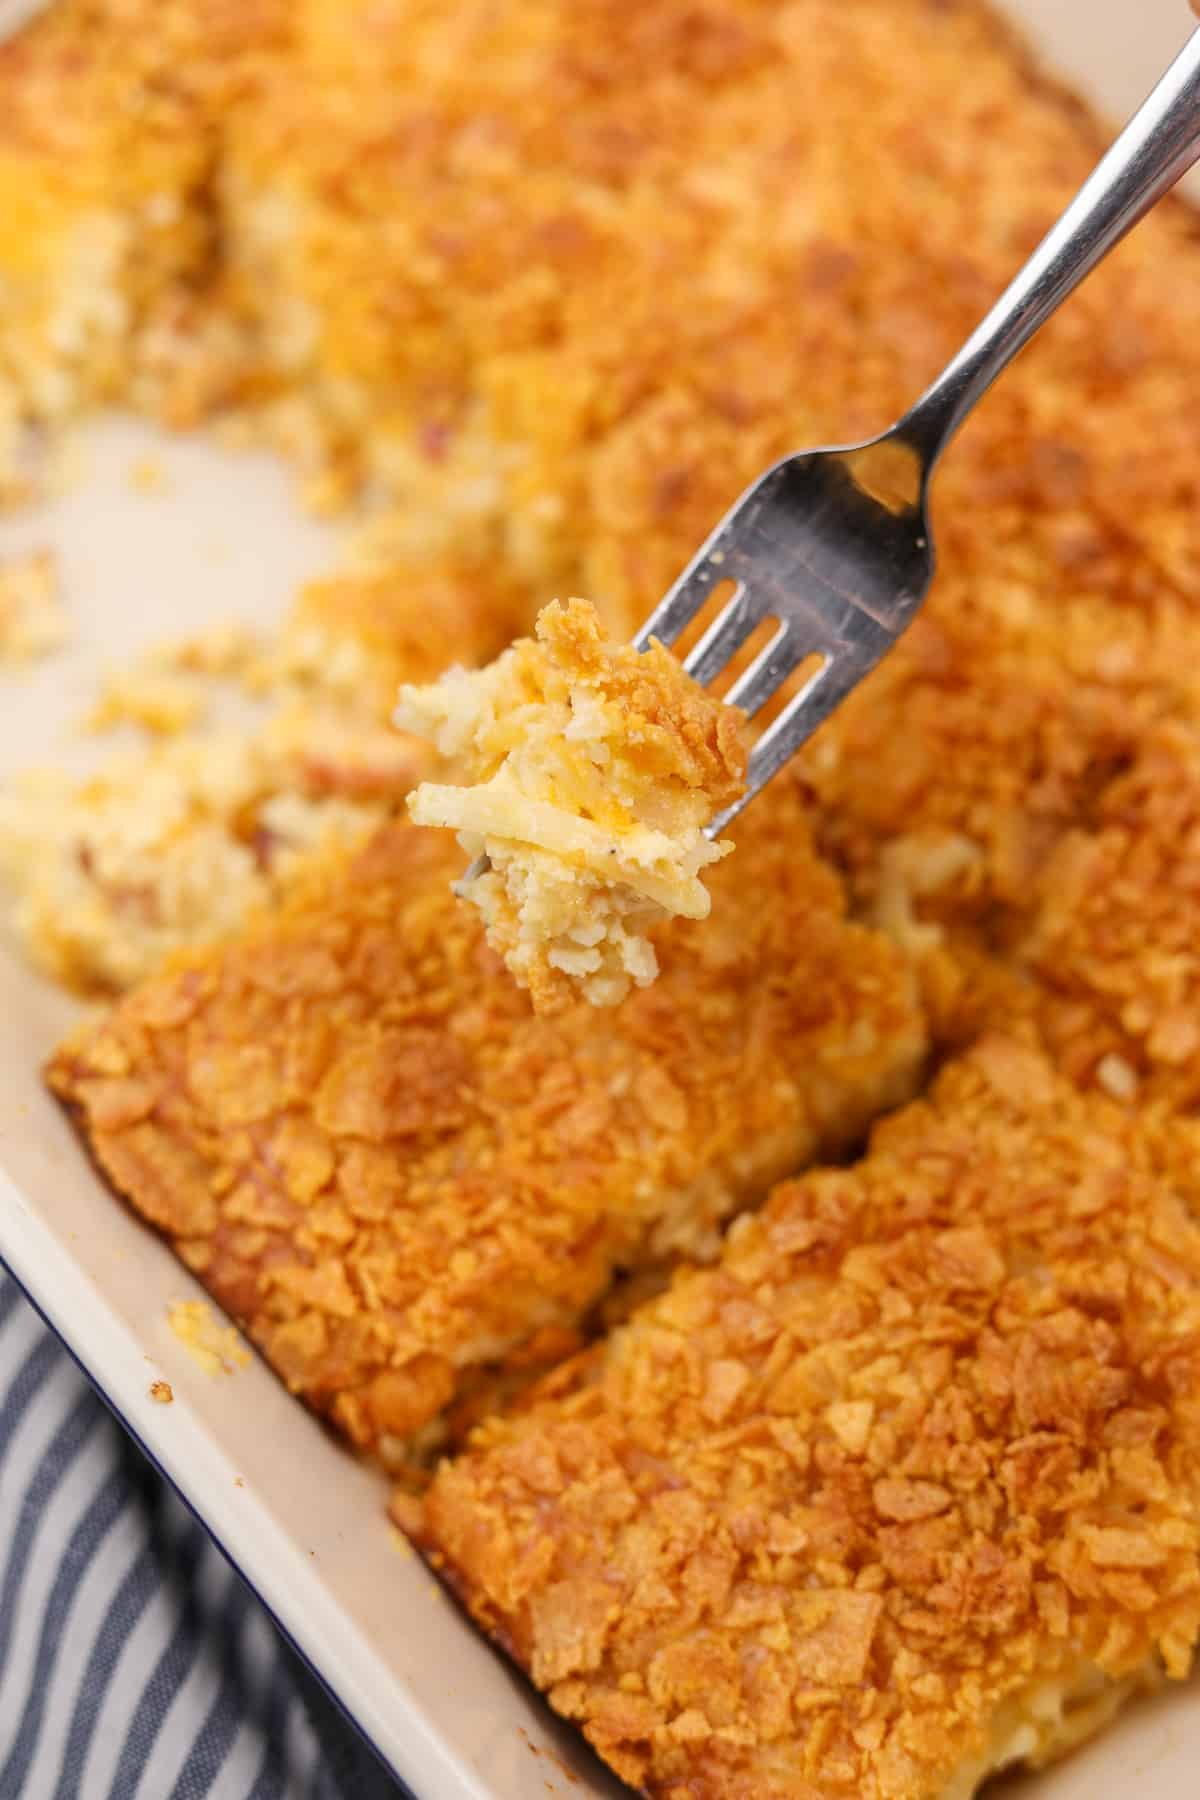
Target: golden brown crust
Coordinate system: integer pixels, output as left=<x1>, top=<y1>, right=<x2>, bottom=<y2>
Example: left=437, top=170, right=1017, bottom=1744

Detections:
left=7, top=0, right=1200, bottom=941
left=12, top=2, right=1200, bottom=1784
left=421, top=1036, right=1200, bottom=1798
left=1018, top=723, right=1200, bottom=1110
left=0, top=1, right=285, bottom=464
left=9, top=0, right=1195, bottom=694
left=535, top=601, right=747, bottom=814
left=47, top=784, right=924, bottom=1471
left=809, top=570, right=1200, bottom=949
left=290, top=560, right=530, bottom=718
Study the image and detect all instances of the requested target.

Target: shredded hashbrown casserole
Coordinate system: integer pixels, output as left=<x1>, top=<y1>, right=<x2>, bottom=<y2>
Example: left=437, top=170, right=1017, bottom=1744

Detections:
left=6, top=0, right=1200, bottom=1793
left=398, top=598, right=746, bottom=1009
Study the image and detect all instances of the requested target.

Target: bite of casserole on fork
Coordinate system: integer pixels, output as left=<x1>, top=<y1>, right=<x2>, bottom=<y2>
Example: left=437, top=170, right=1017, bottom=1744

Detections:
left=419, top=1034, right=1200, bottom=1800
left=396, top=598, right=747, bottom=1009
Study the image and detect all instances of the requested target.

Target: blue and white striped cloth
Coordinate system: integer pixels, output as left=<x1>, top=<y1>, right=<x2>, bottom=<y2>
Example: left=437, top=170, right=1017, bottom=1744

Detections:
left=0, top=1269, right=411, bottom=1800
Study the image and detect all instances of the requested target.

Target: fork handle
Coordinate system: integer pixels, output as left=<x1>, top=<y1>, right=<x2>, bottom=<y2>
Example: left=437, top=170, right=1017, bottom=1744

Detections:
left=899, top=24, right=1200, bottom=464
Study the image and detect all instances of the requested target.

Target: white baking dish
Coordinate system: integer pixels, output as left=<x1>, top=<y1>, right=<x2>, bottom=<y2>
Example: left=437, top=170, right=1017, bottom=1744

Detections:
left=1, top=4, right=1199, bottom=1795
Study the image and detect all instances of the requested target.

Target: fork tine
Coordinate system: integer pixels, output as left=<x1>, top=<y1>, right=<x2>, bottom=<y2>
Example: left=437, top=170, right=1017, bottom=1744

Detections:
left=679, top=582, right=755, bottom=685
left=706, top=661, right=834, bottom=835
left=633, top=544, right=734, bottom=652
left=722, top=619, right=814, bottom=718
left=744, top=660, right=834, bottom=792
left=720, top=642, right=880, bottom=832
left=712, top=647, right=879, bottom=833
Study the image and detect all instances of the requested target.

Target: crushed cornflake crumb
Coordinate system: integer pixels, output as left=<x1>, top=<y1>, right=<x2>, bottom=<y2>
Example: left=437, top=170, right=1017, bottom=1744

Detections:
left=148, top=1379, right=174, bottom=1403
left=421, top=1038, right=1200, bottom=1799
left=0, top=550, right=67, bottom=664
left=389, top=1492, right=425, bottom=1538
left=49, top=790, right=925, bottom=1473
left=167, top=1299, right=250, bottom=1378
left=398, top=599, right=746, bottom=1009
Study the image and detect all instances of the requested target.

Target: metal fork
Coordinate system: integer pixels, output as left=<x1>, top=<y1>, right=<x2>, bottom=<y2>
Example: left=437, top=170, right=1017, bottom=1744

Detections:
left=631, top=24, right=1200, bottom=836
left=458, top=26, right=1200, bottom=887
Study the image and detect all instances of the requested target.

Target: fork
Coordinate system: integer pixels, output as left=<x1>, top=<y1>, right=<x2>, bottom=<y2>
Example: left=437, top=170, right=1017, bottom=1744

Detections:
left=628, top=23, right=1200, bottom=836
left=457, top=24, right=1200, bottom=889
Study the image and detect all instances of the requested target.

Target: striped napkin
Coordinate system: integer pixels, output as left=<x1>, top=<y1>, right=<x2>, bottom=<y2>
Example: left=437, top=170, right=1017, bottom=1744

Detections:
left=0, top=1269, right=410, bottom=1800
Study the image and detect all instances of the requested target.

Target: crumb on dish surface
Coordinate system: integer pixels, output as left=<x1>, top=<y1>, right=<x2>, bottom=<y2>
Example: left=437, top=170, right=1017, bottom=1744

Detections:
left=141, top=618, right=264, bottom=678
left=398, top=598, right=746, bottom=1009
left=129, top=454, right=170, bottom=494
left=0, top=711, right=418, bottom=995
left=420, top=1034, right=1200, bottom=1799
left=0, top=565, right=460, bottom=995
left=47, top=791, right=925, bottom=1475
left=167, top=1297, right=251, bottom=1377
left=0, top=548, right=65, bottom=663
left=86, top=665, right=209, bottom=736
